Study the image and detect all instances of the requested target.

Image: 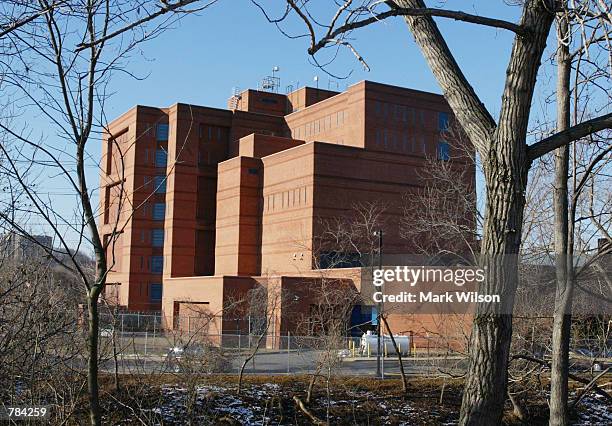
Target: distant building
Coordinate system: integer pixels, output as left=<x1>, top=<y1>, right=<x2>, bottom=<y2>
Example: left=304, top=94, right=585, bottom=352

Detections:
left=2, top=232, right=53, bottom=263
left=98, top=80, right=475, bottom=338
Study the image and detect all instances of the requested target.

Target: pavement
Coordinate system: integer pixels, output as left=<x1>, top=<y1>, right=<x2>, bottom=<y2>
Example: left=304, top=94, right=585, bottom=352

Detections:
left=99, top=350, right=469, bottom=376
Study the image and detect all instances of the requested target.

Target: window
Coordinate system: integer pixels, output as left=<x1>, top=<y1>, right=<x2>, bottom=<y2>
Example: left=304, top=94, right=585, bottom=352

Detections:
left=319, top=251, right=362, bottom=269
left=150, top=256, right=163, bottom=273
left=154, top=175, right=166, bottom=193
left=156, top=123, right=169, bottom=141
left=438, top=140, right=450, bottom=161
left=150, top=283, right=162, bottom=302
left=155, top=149, right=167, bottom=168
left=439, top=112, right=449, bottom=131
left=151, top=229, right=164, bottom=247
left=152, top=203, right=165, bottom=220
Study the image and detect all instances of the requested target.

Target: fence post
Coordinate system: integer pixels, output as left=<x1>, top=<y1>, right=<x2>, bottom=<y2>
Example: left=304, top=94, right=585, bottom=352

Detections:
left=144, top=331, right=148, bottom=356
left=287, top=331, right=290, bottom=375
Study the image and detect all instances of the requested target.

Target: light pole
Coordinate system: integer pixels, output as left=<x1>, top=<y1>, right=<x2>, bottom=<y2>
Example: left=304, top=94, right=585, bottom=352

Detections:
left=373, top=230, right=383, bottom=379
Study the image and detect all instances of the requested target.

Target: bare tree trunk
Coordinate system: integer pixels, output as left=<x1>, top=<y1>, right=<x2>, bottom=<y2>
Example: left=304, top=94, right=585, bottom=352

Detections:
left=307, top=366, right=322, bottom=404
left=457, top=3, right=554, bottom=423
left=382, top=315, right=408, bottom=393
left=238, top=329, right=268, bottom=394
left=293, top=396, right=326, bottom=425
left=112, top=311, right=120, bottom=392
left=550, top=11, right=573, bottom=426
left=87, top=295, right=101, bottom=426
left=391, top=2, right=555, bottom=422
left=508, top=391, right=527, bottom=421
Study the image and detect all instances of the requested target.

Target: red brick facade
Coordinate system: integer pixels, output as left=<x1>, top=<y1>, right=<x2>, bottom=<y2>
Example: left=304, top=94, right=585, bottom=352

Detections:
left=99, top=80, right=474, bottom=336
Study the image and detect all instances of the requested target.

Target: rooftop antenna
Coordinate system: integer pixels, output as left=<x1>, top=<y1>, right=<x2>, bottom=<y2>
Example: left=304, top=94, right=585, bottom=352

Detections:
left=328, top=79, right=339, bottom=91
left=260, top=66, right=281, bottom=93
left=313, top=75, right=319, bottom=89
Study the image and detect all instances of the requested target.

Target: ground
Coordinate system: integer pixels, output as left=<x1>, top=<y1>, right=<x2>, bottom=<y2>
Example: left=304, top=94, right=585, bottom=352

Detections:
left=88, top=375, right=611, bottom=425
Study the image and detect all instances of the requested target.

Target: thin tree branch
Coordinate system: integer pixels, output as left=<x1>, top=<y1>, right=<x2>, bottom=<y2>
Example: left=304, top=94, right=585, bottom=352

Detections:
left=307, top=3, right=528, bottom=56
left=0, top=1, right=64, bottom=38
left=74, top=0, right=219, bottom=52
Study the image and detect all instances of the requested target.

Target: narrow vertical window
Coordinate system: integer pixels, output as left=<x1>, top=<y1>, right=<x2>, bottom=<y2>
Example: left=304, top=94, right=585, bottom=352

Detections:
left=150, top=256, right=163, bottom=273
left=438, top=140, right=450, bottom=161
left=156, top=124, right=169, bottom=141
left=151, top=228, right=164, bottom=247
left=152, top=203, right=165, bottom=220
left=155, top=148, right=168, bottom=168
left=438, top=112, right=449, bottom=131
left=154, top=175, right=166, bottom=193
left=150, top=283, right=163, bottom=302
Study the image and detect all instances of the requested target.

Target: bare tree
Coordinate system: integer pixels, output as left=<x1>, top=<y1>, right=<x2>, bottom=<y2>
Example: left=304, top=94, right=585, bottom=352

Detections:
left=255, top=1, right=612, bottom=423
left=400, top=124, right=479, bottom=264
left=237, top=283, right=283, bottom=394
left=548, top=4, right=611, bottom=424
left=0, top=1, right=219, bottom=424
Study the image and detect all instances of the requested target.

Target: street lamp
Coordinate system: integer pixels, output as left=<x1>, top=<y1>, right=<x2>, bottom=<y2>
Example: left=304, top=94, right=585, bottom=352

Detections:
left=373, top=230, right=383, bottom=379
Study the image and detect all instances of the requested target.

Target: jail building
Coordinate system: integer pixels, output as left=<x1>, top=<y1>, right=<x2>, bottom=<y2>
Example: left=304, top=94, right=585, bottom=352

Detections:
left=98, top=80, right=474, bottom=338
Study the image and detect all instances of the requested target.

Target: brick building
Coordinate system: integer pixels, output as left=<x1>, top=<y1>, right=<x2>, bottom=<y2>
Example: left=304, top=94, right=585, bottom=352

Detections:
left=99, top=80, right=474, bottom=338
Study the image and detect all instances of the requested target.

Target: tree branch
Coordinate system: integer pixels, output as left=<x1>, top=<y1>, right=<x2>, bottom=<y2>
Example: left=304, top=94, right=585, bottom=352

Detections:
left=0, top=1, right=64, bottom=38
left=74, top=0, right=219, bottom=52
left=527, top=112, right=612, bottom=162
left=389, top=0, right=497, bottom=156
left=511, top=354, right=612, bottom=403
left=307, top=3, right=528, bottom=55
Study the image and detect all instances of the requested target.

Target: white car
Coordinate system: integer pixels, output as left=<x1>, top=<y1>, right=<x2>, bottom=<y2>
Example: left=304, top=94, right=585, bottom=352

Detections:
left=99, top=327, right=114, bottom=337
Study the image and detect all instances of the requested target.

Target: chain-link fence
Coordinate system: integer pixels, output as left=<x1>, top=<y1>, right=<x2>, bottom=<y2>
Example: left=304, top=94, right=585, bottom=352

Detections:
left=95, top=312, right=610, bottom=377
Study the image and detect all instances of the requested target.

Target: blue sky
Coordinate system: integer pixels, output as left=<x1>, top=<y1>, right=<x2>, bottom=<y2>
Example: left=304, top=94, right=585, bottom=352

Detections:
left=107, top=1, right=522, bottom=117
left=31, top=1, right=557, bottom=252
